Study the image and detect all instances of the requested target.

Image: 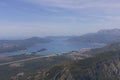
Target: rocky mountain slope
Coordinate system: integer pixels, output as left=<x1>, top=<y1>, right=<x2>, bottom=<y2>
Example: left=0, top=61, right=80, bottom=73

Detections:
left=44, top=43, right=120, bottom=80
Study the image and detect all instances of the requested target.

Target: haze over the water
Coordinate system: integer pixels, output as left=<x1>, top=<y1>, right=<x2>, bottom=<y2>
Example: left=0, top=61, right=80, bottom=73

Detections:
left=0, top=0, right=120, bottom=38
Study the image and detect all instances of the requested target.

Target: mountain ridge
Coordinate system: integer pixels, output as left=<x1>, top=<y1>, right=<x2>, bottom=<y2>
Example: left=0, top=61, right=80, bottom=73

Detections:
left=68, top=28, right=120, bottom=44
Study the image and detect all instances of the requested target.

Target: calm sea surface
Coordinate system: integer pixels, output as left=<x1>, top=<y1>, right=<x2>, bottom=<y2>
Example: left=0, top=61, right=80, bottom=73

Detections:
left=0, top=38, right=106, bottom=56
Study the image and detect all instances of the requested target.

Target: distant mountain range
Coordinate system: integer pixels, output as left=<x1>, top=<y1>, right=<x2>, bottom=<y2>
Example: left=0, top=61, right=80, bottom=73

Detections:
left=68, top=29, right=120, bottom=44
left=1, top=28, right=120, bottom=54
left=0, top=29, right=120, bottom=80
left=0, top=37, right=51, bottom=53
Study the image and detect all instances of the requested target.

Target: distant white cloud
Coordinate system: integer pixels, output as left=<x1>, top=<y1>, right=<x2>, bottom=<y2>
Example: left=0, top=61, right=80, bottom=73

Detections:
left=20, top=0, right=120, bottom=9
left=1, top=0, right=120, bottom=38
left=105, top=16, right=120, bottom=20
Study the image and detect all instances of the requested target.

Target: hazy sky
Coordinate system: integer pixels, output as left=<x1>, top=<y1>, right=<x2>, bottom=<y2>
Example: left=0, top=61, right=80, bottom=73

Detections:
left=0, top=0, right=120, bottom=38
